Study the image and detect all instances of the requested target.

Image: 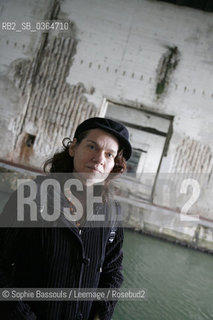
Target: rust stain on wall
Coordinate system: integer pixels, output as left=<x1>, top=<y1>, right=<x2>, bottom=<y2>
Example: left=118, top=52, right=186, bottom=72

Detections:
left=18, top=132, right=35, bottom=162
left=7, top=1, right=97, bottom=167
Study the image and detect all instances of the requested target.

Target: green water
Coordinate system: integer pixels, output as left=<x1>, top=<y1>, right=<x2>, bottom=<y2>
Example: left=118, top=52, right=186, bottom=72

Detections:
left=114, top=230, right=213, bottom=320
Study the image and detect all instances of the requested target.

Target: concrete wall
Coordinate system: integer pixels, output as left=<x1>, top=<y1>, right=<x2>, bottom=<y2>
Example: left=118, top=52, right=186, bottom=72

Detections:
left=0, top=0, right=213, bottom=246
left=0, top=0, right=49, bottom=158
left=0, top=0, right=99, bottom=167
left=61, top=0, right=213, bottom=221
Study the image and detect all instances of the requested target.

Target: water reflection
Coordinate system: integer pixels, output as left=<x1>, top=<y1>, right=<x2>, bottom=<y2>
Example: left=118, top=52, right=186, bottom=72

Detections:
left=114, top=230, right=213, bottom=320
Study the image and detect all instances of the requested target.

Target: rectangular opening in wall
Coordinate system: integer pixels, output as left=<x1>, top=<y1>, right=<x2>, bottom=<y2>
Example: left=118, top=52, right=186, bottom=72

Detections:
left=126, top=148, right=147, bottom=179
left=104, top=101, right=173, bottom=201
left=25, top=134, right=36, bottom=148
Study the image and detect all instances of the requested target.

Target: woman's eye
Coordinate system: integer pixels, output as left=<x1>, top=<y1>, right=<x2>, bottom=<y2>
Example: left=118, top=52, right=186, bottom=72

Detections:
left=107, top=153, right=113, bottom=158
left=88, top=144, right=95, bottom=150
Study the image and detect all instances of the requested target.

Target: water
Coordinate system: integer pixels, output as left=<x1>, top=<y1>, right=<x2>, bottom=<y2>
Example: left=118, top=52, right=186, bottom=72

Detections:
left=114, top=230, right=213, bottom=320
left=1, top=192, right=213, bottom=319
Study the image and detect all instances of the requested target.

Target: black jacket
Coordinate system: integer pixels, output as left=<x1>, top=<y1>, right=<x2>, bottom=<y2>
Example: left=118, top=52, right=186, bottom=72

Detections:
left=0, top=177, right=124, bottom=320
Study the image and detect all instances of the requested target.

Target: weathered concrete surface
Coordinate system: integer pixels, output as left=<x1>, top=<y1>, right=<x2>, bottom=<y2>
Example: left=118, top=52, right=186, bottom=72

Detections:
left=60, top=0, right=213, bottom=224
left=119, top=197, right=213, bottom=253
left=0, top=0, right=98, bottom=168
left=0, top=0, right=213, bottom=249
left=0, top=0, right=48, bottom=159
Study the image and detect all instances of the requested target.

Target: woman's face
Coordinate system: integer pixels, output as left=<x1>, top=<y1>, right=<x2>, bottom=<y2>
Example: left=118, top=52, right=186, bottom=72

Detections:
left=69, top=128, right=119, bottom=185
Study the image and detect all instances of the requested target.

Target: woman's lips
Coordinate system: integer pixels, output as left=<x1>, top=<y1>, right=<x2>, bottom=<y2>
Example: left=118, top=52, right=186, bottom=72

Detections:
left=87, top=166, right=102, bottom=173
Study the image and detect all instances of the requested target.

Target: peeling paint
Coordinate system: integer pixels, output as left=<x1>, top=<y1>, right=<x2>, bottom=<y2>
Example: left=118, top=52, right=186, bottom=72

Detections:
left=7, top=1, right=97, bottom=166
left=171, top=137, right=213, bottom=186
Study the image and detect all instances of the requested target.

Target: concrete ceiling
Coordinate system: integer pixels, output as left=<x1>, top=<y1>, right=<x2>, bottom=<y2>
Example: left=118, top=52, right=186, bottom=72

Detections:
left=157, top=0, right=213, bottom=12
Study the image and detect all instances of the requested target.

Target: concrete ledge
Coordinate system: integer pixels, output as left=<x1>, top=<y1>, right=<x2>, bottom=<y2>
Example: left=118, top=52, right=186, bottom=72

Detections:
left=117, top=196, right=213, bottom=254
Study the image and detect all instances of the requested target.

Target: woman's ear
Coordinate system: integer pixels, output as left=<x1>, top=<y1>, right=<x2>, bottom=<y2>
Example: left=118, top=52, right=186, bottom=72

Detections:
left=68, top=138, right=77, bottom=157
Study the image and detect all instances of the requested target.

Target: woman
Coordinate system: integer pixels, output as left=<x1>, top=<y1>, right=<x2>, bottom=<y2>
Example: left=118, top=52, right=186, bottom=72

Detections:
left=0, top=117, right=132, bottom=320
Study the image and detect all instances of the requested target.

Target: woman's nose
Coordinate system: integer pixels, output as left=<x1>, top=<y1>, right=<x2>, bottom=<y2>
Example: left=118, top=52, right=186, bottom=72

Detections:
left=93, top=151, right=104, bottom=164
